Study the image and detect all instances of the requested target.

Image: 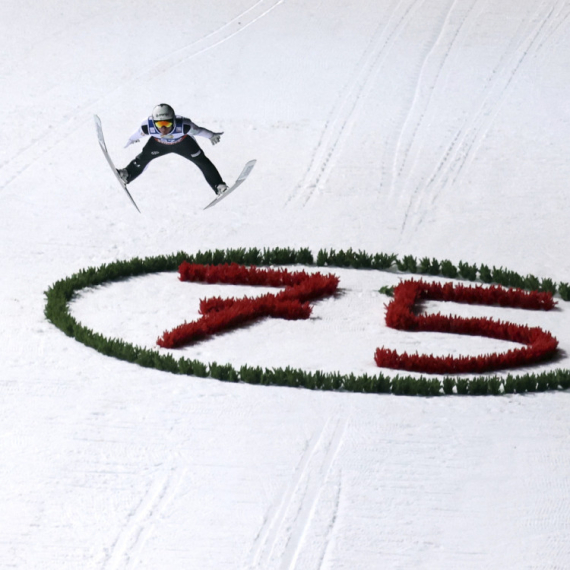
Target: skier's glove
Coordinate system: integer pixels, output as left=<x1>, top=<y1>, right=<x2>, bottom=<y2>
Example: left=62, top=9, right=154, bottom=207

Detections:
left=124, top=139, right=139, bottom=148
left=210, top=132, right=223, bottom=145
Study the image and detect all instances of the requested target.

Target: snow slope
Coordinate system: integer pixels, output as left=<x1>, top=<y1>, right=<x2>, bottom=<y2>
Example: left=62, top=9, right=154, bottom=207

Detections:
left=1, top=0, right=570, bottom=568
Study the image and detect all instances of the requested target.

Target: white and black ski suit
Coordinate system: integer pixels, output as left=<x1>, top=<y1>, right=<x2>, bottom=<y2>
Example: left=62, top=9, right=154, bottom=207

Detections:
left=123, top=116, right=225, bottom=191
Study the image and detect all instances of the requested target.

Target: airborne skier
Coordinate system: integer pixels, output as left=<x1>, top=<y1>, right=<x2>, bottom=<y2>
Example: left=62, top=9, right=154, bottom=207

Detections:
left=117, top=103, right=228, bottom=195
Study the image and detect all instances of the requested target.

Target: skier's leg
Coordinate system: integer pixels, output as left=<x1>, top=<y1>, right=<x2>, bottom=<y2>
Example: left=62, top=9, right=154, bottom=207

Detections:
left=124, top=138, right=164, bottom=183
left=192, top=152, right=226, bottom=191
left=176, top=138, right=225, bottom=191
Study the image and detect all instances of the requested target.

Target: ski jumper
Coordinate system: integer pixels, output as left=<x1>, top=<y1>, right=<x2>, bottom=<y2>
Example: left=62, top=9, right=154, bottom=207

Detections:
left=123, top=116, right=225, bottom=190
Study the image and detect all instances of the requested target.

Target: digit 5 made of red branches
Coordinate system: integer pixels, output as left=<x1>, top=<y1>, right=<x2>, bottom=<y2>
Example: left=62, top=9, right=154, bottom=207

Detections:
left=375, top=280, right=559, bottom=375
left=157, top=263, right=339, bottom=349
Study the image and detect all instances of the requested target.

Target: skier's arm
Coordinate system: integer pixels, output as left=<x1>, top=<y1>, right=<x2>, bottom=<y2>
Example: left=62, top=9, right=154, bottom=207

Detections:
left=124, top=124, right=148, bottom=148
left=185, top=120, right=223, bottom=145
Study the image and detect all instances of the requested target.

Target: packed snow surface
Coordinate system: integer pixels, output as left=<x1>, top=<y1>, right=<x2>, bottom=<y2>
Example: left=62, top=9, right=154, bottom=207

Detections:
left=1, top=0, right=570, bottom=568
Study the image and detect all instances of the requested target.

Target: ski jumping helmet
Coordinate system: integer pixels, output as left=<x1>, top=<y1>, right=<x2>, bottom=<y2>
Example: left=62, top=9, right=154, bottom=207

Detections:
left=152, top=103, right=175, bottom=122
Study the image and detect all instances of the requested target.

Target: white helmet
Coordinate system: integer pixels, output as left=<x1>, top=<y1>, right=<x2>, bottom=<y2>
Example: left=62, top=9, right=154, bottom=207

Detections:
left=152, top=103, right=175, bottom=122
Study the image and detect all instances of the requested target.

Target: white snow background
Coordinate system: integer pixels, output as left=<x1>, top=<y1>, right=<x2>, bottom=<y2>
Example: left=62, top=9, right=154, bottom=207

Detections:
left=2, top=0, right=570, bottom=568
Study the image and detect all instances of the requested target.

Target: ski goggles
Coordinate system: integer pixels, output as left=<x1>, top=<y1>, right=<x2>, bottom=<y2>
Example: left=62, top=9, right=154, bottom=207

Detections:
left=155, top=120, right=173, bottom=128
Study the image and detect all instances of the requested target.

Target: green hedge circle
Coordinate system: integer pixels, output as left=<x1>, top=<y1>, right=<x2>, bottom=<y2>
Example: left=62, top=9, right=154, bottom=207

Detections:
left=44, top=247, right=570, bottom=396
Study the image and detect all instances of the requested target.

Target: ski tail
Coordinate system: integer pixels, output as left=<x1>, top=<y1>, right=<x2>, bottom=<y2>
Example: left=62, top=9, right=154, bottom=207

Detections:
left=204, top=159, right=256, bottom=210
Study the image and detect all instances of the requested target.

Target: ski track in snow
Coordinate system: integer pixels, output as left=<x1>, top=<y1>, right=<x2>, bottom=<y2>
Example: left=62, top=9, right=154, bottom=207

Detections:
left=0, top=0, right=283, bottom=195
left=388, top=0, right=477, bottom=197
left=284, top=0, right=570, bottom=224
left=138, top=0, right=286, bottom=79
left=245, top=416, right=347, bottom=570
left=396, top=0, right=569, bottom=235
left=286, top=0, right=425, bottom=208
left=102, top=465, right=186, bottom=570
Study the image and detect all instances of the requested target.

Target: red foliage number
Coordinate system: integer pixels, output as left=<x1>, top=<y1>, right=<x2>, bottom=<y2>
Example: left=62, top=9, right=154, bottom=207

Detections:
left=375, top=280, right=559, bottom=374
left=157, top=263, right=339, bottom=349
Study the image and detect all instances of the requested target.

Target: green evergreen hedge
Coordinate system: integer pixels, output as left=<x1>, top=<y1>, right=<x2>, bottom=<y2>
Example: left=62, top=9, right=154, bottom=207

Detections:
left=44, top=247, right=570, bottom=395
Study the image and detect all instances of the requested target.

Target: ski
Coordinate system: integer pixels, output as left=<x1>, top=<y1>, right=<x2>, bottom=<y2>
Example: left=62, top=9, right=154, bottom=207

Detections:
left=204, top=159, right=256, bottom=210
left=94, top=115, right=141, bottom=213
